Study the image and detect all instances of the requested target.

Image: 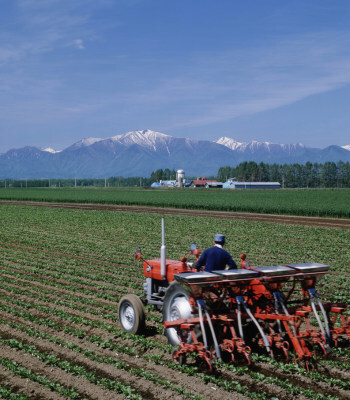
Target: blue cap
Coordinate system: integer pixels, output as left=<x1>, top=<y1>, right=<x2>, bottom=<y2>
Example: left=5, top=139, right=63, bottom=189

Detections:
left=214, top=234, right=225, bottom=243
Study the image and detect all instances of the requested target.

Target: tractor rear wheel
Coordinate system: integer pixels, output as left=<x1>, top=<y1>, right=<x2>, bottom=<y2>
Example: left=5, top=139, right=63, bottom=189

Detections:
left=118, top=294, right=145, bottom=334
left=163, top=282, right=192, bottom=345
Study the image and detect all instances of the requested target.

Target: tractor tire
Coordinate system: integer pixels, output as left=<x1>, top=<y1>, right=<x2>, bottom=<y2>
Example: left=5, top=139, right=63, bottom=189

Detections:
left=162, top=282, right=193, bottom=345
left=118, top=294, right=145, bottom=335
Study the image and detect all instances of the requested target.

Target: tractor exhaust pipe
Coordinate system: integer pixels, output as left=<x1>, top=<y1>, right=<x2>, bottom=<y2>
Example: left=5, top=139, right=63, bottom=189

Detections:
left=161, top=218, right=166, bottom=280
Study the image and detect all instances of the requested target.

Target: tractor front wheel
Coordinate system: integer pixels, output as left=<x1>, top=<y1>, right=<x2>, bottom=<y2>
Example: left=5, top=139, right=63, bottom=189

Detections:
left=118, top=294, right=145, bottom=334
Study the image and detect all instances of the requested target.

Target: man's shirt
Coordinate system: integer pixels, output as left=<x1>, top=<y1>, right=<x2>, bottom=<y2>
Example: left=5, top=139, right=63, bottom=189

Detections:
left=195, top=244, right=237, bottom=273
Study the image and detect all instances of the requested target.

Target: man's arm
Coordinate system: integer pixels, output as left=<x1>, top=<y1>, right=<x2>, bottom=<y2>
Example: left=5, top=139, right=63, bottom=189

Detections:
left=226, top=252, right=237, bottom=269
left=193, top=250, right=207, bottom=271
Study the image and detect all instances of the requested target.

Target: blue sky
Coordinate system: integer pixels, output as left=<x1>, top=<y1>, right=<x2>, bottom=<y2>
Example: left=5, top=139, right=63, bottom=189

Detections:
left=1, top=0, right=350, bottom=153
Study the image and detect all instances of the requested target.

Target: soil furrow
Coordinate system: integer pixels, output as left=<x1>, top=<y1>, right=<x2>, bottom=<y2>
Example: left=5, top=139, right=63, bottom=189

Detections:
left=0, top=274, right=122, bottom=308
left=0, top=310, right=247, bottom=400
left=0, top=280, right=162, bottom=329
left=0, top=366, right=66, bottom=400
left=0, top=343, right=122, bottom=400
left=252, top=360, right=350, bottom=399
left=0, top=325, right=204, bottom=400
left=0, top=303, right=167, bottom=351
left=0, top=268, right=124, bottom=298
left=0, top=253, right=143, bottom=281
left=219, top=368, right=306, bottom=400
left=0, top=242, right=140, bottom=273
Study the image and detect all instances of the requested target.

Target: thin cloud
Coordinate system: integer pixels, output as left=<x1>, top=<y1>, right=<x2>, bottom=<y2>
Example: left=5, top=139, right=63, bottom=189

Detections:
left=73, top=39, right=85, bottom=50
left=136, top=31, right=350, bottom=128
left=0, top=47, right=23, bottom=65
left=1, top=0, right=92, bottom=62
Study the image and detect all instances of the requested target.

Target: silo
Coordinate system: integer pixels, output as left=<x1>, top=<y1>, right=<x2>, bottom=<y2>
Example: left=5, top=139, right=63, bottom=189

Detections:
left=176, top=169, right=185, bottom=187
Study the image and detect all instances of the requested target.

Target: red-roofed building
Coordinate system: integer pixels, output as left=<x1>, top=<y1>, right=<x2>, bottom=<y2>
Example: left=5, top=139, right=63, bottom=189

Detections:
left=191, top=177, right=223, bottom=188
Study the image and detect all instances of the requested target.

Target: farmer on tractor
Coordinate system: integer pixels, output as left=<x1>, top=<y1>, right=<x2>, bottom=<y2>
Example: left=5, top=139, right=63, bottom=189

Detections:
left=193, top=233, right=237, bottom=272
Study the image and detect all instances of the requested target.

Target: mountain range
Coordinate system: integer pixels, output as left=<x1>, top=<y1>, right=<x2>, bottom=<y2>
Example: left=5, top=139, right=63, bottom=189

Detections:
left=1, top=129, right=350, bottom=179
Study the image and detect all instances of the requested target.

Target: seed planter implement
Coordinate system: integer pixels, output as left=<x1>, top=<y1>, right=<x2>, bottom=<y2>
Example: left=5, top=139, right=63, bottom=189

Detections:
left=118, top=219, right=349, bottom=371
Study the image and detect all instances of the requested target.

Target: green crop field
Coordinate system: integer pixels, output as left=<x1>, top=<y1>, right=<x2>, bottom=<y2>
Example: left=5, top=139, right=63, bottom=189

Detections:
left=0, top=203, right=349, bottom=399
left=0, top=187, right=350, bottom=217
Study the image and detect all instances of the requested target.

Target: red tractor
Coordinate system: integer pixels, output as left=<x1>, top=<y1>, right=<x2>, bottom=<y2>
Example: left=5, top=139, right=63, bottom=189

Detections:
left=118, top=218, right=200, bottom=345
left=118, top=219, right=350, bottom=370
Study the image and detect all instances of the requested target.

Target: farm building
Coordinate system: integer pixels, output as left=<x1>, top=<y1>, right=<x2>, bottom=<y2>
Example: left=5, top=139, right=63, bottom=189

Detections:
left=191, top=177, right=223, bottom=188
left=162, top=180, right=177, bottom=187
left=175, top=169, right=193, bottom=187
left=151, top=182, right=163, bottom=187
left=176, top=169, right=185, bottom=187
left=223, top=178, right=280, bottom=189
left=151, top=180, right=177, bottom=187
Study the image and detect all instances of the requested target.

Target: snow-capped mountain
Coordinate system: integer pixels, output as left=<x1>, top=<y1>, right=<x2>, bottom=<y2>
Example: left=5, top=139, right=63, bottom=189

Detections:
left=42, top=147, right=61, bottom=154
left=1, top=130, right=350, bottom=179
left=111, top=129, right=171, bottom=150
left=65, top=137, right=102, bottom=151
left=63, top=130, right=173, bottom=154
left=216, top=137, right=244, bottom=151
left=216, top=137, right=305, bottom=154
left=342, top=145, right=350, bottom=151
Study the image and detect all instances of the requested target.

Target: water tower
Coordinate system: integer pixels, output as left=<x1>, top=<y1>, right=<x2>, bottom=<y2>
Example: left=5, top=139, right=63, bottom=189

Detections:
left=176, top=169, right=185, bottom=187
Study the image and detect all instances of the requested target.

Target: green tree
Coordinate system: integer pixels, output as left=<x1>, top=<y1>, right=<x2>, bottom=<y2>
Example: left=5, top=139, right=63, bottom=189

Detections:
left=321, top=162, right=337, bottom=187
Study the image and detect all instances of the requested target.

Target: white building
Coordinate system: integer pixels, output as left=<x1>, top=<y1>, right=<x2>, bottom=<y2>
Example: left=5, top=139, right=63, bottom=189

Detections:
left=223, top=178, right=280, bottom=189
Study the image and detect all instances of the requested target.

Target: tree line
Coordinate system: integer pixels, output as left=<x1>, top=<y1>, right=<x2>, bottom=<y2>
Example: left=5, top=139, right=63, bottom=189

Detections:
left=0, top=177, right=153, bottom=188
left=0, top=170, right=175, bottom=188
left=217, top=161, right=350, bottom=188
left=1, top=161, right=350, bottom=188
